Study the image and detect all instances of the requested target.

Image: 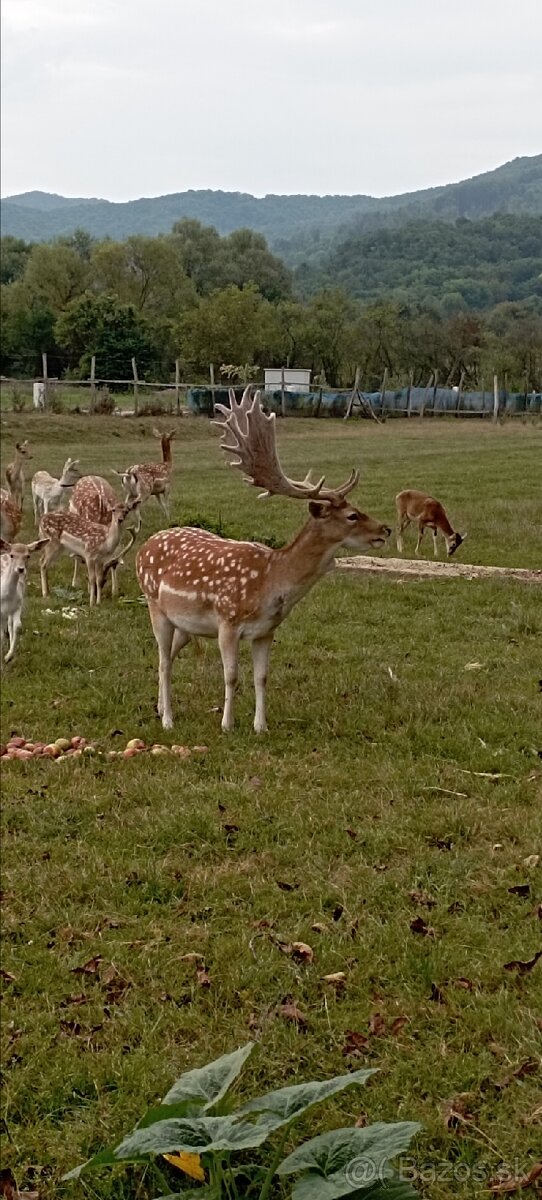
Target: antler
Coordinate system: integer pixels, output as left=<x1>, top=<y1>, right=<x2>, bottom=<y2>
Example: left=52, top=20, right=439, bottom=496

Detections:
left=213, top=387, right=359, bottom=501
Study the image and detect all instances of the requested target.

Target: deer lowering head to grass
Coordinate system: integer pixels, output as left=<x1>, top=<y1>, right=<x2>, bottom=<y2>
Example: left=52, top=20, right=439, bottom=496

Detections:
left=1, top=489, right=23, bottom=544
left=136, top=388, right=391, bottom=733
left=396, top=490, right=466, bottom=558
left=1, top=537, right=48, bottom=664
left=5, top=441, right=32, bottom=510
left=68, top=474, right=141, bottom=593
left=116, top=428, right=176, bottom=518
left=31, top=457, right=81, bottom=522
left=39, top=498, right=140, bottom=606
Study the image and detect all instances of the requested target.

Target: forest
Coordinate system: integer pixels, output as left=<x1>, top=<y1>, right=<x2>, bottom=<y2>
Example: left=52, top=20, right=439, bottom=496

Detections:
left=1, top=213, right=541, bottom=392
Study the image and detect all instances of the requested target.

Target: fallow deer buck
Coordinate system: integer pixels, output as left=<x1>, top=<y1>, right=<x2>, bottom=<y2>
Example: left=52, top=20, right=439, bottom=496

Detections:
left=5, top=440, right=32, bottom=510
left=39, top=499, right=140, bottom=606
left=116, top=429, right=175, bottom=517
left=396, top=490, right=466, bottom=557
left=1, top=489, right=23, bottom=543
left=68, top=475, right=141, bottom=594
left=32, top=457, right=82, bottom=522
left=1, top=537, right=48, bottom=664
left=136, top=388, right=391, bottom=732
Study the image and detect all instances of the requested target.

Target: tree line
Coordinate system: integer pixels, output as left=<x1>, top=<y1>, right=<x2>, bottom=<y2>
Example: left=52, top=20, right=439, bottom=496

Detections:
left=1, top=219, right=541, bottom=391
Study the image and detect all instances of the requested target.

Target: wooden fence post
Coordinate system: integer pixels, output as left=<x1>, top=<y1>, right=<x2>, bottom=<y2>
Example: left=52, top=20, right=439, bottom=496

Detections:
left=42, top=352, right=49, bottom=410
left=281, top=367, right=286, bottom=418
left=175, top=359, right=181, bottom=416
left=379, top=367, right=388, bottom=417
left=131, top=357, right=139, bottom=416
left=406, top=369, right=414, bottom=418
left=90, top=355, right=96, bottom=413
left=493, top=374, right=499, bottom=424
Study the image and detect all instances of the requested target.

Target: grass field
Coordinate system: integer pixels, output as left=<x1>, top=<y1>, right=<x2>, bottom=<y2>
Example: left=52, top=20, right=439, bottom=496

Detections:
left=1, top=413, right=541, bottom=1200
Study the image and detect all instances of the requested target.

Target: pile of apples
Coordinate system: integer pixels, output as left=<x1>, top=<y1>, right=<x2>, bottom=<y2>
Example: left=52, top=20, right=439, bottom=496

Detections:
left=0, top=736, right=208, bottom=762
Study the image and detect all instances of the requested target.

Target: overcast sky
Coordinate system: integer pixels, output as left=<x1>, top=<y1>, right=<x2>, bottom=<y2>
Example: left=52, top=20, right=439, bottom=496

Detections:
left=1, top=0, right=541, bottom=201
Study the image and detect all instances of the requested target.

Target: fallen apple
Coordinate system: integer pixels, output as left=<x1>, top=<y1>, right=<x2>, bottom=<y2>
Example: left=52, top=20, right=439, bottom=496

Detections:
left=43, top=743, right=62, bottom=758
left=55, top=737, right=72, bottom=752
left=123, top=747, right=139, bottom=758
left=126, top=738, right=146, bottom=751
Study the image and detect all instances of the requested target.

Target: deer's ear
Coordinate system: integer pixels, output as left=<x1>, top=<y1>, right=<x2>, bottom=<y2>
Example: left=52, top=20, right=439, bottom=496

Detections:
left=0, top=538, right=11, bottom=553
left=460, top=531, right=468, bottom=541
left=308, top=500, right=331, bottom=520
left=152, top=428, right=161, bottom=439
left=28, top=538, right=49, bottom=553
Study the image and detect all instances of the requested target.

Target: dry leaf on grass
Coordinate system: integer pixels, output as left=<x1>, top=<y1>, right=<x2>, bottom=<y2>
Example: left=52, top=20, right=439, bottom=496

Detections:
left=59, top=993, right=88, bottom=1008
left=503, top=949, right=542, bottom=974
left=71, top=954, right=102, bottom=976
left=322, top=972, right=347, bottom=991
left=523, top=855, right=540, bottom=869
left=0, top=970, right=16, bottom=983
left=440, top=1093, right=474, bottom=1129
left=453, top=977, right=476, bottom=990
left=408, top=889, right=437, bottom=908
left=430, top=982, right=446, bottom=1004
left=291, top=941, right=314, bottom=964
left=410, top=916, right=436, bottom=938
left=196, top=966, right=212, bottom=988
left=311, top=922, right=327, bottom=934
left=389, top=1015, right=409, bottom=1036
left=276, top=880, right=298, bottom=892
left=368, top=1012, right=386, bottom=1036
left=508, top=884, right=531, bottom=897
left=275, top=1001, right=308, bottom=1027
left=488, top=1161, right=542, bottom=1193
left=495, top=1058, right=539, bottom=1090
left=342, top=1030, right=370, bottom=1056
left=0, top=1168, right=39, bottom=1199
left=180, top=952, right=205, bottom=962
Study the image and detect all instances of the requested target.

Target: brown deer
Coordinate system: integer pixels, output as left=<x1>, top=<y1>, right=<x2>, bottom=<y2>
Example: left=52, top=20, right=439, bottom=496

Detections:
left=39, top=499, right=140, bottom=606
left=68, top=475, right=141, bottom=594
left=396, top=490, right=466, bottom=557
left=0, top=489, right=23, bottom=543
left=116, top=429, right=175, bottom=517
left=5, top=441, right=32, bottom=510
left=136, top=388, right=391, bottom=733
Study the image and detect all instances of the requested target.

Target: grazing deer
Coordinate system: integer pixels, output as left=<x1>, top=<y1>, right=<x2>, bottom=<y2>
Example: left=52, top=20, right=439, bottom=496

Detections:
left=5, top=441, right=32, bottom=510
left=136, top=388, right=391, bottom=733
left=0, top=489, right=22, bottom=543
left=32, top=457, right=81, bottom=522
left=396, top=490, right=466, bottom=557
left=1, top=537, right=48, bottom=664
left=39, top=499, right=140, bottom=606
left=116, top=428, right=175, bottom=517
left=69, top=475, right=141, bottom=593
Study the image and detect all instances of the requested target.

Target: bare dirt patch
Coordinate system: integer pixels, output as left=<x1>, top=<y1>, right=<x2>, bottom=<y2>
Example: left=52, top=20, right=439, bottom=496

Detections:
left=338, top=555, right=542, bottom=584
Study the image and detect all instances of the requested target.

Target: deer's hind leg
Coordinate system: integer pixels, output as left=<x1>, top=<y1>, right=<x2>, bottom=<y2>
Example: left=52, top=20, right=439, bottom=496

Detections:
left=218, top=622, right=240, bottom=733
left=396, top=514, right=410, bottom=553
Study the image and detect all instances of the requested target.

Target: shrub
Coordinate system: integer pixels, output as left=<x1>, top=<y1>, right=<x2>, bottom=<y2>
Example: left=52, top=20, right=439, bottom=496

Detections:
left=9, top=383, right=26, bottom=412
left=92, top=387, right=116, bottom=415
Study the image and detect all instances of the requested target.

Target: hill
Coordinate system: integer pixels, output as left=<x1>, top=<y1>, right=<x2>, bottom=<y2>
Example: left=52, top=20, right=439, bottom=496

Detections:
left=294, top=213, right=542, bottom=308
left=1, top=155, right=541, bottom=248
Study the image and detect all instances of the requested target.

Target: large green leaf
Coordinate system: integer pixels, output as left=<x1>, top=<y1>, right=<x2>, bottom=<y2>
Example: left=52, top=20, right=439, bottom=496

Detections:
left=293, top=1178, right=418, bottom=1200
left=238, top=1069, right=377, bottom=1134
left=114, top=1113, right=273, bottom=1159
left=161, top=1044, right=254, bottom=1112
left=278, top=1122, right=421, bottom=1198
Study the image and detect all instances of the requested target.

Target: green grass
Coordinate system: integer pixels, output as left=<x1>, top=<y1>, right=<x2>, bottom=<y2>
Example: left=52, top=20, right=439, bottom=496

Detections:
left=1, top=414, right=541, bottom=1200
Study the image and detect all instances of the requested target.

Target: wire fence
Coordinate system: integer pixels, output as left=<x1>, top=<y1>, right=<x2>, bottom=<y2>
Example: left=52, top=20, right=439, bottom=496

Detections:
left=1, top=371, right=540, bottom=421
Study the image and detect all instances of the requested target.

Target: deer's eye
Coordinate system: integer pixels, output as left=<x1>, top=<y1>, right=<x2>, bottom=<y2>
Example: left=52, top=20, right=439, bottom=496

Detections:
left=346, top=513, right=358, bottom=522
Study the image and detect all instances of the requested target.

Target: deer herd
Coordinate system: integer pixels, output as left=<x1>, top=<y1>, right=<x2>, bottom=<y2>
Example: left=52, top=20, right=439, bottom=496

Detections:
left=0, top=394, right=467, bottom=731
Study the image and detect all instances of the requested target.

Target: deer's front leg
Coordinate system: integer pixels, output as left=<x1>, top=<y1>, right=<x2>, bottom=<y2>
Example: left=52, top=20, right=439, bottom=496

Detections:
left=251, top=635, right=273, bottom=733
left=5, top=614, right=21, bottom=663
left=414, top=524, right=425, bottom=555
left=71, top=556, right=79, bottom=588
left=432, top=529, right=439, bottom=557
left=218, top=623, right=240, bottom=732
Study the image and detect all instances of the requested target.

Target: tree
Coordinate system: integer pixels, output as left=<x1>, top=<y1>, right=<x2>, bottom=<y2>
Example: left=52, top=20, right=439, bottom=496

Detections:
left=90, top=235, right=197, bottom=317
left=23, top=242, right=88, bottom=313
left=0, top=281, right=58, bottom=375
left=178, top=284, right=281, bottom=374
left=0, top=237, right=33, bottom=285
left=55, top=293, right=158, bottom=379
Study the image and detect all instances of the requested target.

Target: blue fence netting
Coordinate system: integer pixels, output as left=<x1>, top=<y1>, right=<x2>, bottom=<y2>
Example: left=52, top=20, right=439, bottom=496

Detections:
left=187, top=386, right=542, bottom=418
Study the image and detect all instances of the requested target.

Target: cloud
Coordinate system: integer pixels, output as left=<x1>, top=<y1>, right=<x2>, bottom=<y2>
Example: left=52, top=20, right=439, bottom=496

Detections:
left=1, top=0, right=541, bottom=200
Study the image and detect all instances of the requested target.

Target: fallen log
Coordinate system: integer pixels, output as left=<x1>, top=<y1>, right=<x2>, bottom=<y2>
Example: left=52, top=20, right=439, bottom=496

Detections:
left=337, top=555, right=541, bottom=585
